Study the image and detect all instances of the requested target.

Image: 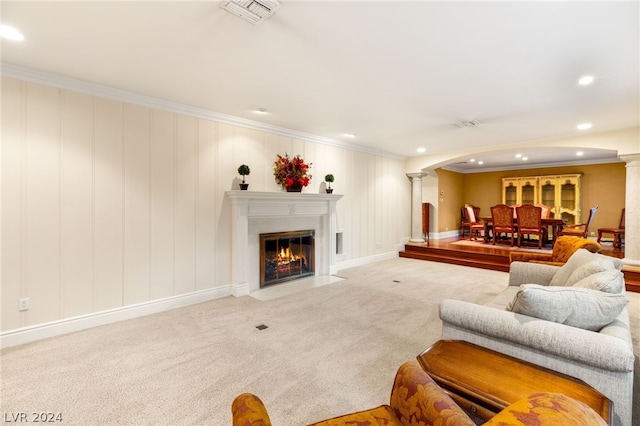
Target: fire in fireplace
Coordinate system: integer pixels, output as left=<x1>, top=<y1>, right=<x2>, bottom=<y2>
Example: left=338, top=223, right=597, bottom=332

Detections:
left=260, top=230, right=315, bottom=287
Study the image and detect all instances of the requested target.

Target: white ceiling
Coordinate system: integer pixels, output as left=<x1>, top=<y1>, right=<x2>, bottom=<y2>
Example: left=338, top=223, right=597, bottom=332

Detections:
left=1, top=1, right=638, bottom=171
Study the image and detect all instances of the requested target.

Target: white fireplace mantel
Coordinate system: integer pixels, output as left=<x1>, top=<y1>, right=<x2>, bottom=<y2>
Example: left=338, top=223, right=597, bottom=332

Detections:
left=225, top=191, right=343, bottom=296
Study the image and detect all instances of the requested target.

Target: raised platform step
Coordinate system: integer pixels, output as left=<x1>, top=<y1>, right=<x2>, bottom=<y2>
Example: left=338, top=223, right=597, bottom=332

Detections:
left=400, top=244, right=510, bottom=272
left=400, top=243, right=640, bottom=293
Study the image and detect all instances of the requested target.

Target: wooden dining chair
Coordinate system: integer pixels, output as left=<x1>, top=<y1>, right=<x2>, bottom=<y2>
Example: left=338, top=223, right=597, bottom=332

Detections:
left=464, top=204, right=485, bottom=241
left=597, top=208, right=625, bottom=248
left=534, top=204, right=552, bottom=219
left=558, top=205, right=598, bottom=239
left=515, top=204, right=547, bottom=249
left=490, top=204, right=516, bottom=246
left=460, top=205, right=480, bottom=238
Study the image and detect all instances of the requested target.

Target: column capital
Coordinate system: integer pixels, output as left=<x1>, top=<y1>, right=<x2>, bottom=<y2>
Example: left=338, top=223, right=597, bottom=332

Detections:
left=619, top=153, right=640, bottom=163
left=406, top=172, right=428, bottom=180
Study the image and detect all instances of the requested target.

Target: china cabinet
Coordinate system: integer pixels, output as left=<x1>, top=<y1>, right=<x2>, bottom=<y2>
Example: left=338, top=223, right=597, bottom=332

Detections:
left=501, top=174, right=582, bottom=224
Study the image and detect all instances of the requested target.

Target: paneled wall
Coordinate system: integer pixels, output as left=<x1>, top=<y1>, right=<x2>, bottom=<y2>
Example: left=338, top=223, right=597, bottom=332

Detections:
left=1, top=77, right=411, bottom=332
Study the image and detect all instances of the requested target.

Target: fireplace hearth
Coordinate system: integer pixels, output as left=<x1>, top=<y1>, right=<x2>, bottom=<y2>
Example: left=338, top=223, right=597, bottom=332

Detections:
left=225, top=191, right=342, bottom=295
left=260, top=230, right=315, bottom=287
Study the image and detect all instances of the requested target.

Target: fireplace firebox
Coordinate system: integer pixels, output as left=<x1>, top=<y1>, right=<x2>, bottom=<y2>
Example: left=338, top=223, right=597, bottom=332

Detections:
left=260, top=230, right=315, bottom=287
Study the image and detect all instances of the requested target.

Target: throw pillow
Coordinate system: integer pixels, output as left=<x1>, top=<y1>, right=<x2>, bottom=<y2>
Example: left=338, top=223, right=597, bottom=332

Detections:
left=549, top=249, right=619, bottom=286
left=564, top=257, right=617, bottom=286
left=508, top=284, right=628, bottom=331
left=572, top=269, right=625, bottom=294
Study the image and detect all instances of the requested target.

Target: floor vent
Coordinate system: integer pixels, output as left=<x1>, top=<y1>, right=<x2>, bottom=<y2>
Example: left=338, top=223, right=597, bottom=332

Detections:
left=255, top=324, right=269, bottom=330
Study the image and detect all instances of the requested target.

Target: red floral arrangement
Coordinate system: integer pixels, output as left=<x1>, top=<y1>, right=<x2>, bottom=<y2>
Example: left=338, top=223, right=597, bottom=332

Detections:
left=273, top=153, right=312, bottom=190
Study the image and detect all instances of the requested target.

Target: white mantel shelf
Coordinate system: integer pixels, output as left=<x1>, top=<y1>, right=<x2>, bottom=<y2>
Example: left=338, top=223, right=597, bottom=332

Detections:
left=225, top=191, right=343, bottom=296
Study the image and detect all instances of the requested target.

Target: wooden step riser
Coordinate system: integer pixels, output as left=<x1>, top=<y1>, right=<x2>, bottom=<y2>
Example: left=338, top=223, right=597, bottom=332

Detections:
left=400, top=244, right=639, bottom=293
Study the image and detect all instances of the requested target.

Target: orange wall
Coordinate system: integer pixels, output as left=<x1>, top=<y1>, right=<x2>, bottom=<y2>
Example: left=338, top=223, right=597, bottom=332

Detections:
left=437, top=162, right=626, bottom=234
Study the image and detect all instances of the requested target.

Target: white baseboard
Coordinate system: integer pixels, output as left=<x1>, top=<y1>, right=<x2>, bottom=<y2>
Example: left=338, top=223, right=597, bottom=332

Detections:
left=334, top=251, right=399, bottom=272
left=0, top=286, right=231, bottom=349
left=429, top=230, right=461, bottom=240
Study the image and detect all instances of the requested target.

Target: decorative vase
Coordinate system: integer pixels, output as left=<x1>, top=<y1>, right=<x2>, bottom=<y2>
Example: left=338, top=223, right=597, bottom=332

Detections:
left=240, top=183, right=249, bottom=190
left=286, top=182, right=304, bottom=192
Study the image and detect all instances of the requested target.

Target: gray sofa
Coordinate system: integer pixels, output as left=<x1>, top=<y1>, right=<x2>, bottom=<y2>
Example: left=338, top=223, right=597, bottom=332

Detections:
left=439, top=249, right=634, bottom=426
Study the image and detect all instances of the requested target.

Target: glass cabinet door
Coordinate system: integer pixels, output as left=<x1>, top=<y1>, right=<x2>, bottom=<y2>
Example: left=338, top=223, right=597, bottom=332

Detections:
left=557, top=175, right=581, bottom=225
left=539, top=178, right=556, bottom=217
left=502, top=179, right=519, bottom=206
left=520, top=178, right=537, bottom=205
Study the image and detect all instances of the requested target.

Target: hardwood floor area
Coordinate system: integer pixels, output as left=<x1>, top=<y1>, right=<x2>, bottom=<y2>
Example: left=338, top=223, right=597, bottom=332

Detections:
left=400, top=236, right=640, bottom=293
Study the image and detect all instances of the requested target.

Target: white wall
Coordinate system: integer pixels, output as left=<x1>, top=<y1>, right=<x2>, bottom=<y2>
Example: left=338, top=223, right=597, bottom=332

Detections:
left=1, top=77, right=411, bottom=334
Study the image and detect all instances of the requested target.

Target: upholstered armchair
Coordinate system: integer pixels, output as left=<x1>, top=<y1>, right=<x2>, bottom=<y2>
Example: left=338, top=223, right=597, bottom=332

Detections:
left=491, top=204, right=516, bottom=246
left=232, top=360, right=606, bottom=426
left=509, top=235, right=601, bottom=265
left=460, top=204, right=480, bottom=238
left=516, top=204, right=547, bottom=249
left=464, top=204, right=485, bottom=241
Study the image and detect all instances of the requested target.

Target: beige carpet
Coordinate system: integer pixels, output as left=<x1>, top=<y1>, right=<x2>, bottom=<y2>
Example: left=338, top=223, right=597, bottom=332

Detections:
left=1, top=258, right=638, bottom=425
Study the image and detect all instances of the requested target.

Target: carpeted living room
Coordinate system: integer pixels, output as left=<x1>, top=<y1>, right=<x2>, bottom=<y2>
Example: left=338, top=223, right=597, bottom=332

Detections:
left=1, top=2, right=639, bottom=426
left=1, top=257, right=637, bottom=425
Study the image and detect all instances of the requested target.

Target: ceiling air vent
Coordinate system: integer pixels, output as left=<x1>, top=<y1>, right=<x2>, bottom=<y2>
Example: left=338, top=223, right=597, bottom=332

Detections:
left=221, top=0, right=282, bottom=25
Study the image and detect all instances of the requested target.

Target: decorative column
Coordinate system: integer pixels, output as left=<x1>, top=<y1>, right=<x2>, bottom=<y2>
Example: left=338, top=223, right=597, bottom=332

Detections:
left=621, top=154, right=640, bottom=266
left=407, top=172, right=428, bottom=242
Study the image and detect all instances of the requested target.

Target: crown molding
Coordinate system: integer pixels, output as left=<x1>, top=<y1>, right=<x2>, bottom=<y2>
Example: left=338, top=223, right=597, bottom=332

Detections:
left=1, top=62, right=407, bottom=161
left=442, top=156, right=623, bottom=174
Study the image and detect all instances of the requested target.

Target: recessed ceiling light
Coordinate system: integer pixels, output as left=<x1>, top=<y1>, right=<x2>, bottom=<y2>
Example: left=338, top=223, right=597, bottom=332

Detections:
left=343, top=133, right=356, bottom=138
left=416, top=147, right=426, bottom=153
left=576, top=151, right=584, bottom=156
left=522, top=157, right=528, bottom=161
left=578, top=75, right=595, bottom=86
left=469, top=159, right=476, bottom=163
left=577, top=123, right=592, bottom=130
left=477, top=161, right=484, bottom=165
left=0, top=25, right=24, bottom=41
left=255, top=108, right=267, bottom=114
left=515, top=153, right=522, bottom=158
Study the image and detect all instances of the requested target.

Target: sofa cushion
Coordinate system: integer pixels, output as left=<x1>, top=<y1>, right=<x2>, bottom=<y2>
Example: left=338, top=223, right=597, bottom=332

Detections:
left=565, top=257, right=620, bottom=286
left=549, top=249, right=621, bottom=286
left=507, top=284, right=628, bottom=331
left=572, top=269, right=625, bottom=294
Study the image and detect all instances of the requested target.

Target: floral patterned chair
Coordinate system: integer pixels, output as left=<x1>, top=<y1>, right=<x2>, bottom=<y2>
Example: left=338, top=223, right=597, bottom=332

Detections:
left=231, top=360, right=606, bottom=426
left=509, top=235, right=601, bottom=265
left=516, top=204, right=547, bottom=249
left=491, top=204, right=516, bottom=246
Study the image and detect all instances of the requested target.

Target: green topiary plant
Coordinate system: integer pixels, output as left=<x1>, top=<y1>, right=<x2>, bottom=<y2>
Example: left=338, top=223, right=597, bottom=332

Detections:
left=324, top=174, right=334, bottom=188
left=238, top=164, right=251, bottom=183
left=238, top=164, right=251, bottom=190
left=324, top=174, right=335, bottom=193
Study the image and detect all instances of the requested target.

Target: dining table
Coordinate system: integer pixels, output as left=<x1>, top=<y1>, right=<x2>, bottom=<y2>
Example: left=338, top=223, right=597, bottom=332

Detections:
left=479, top=216, right=565, bottom=246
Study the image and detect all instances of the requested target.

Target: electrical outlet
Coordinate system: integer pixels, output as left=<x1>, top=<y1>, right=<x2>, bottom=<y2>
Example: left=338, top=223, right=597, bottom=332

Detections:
left=590, top=231, right=595, bottom=237
left=19, top=298, right=29, bottom=311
